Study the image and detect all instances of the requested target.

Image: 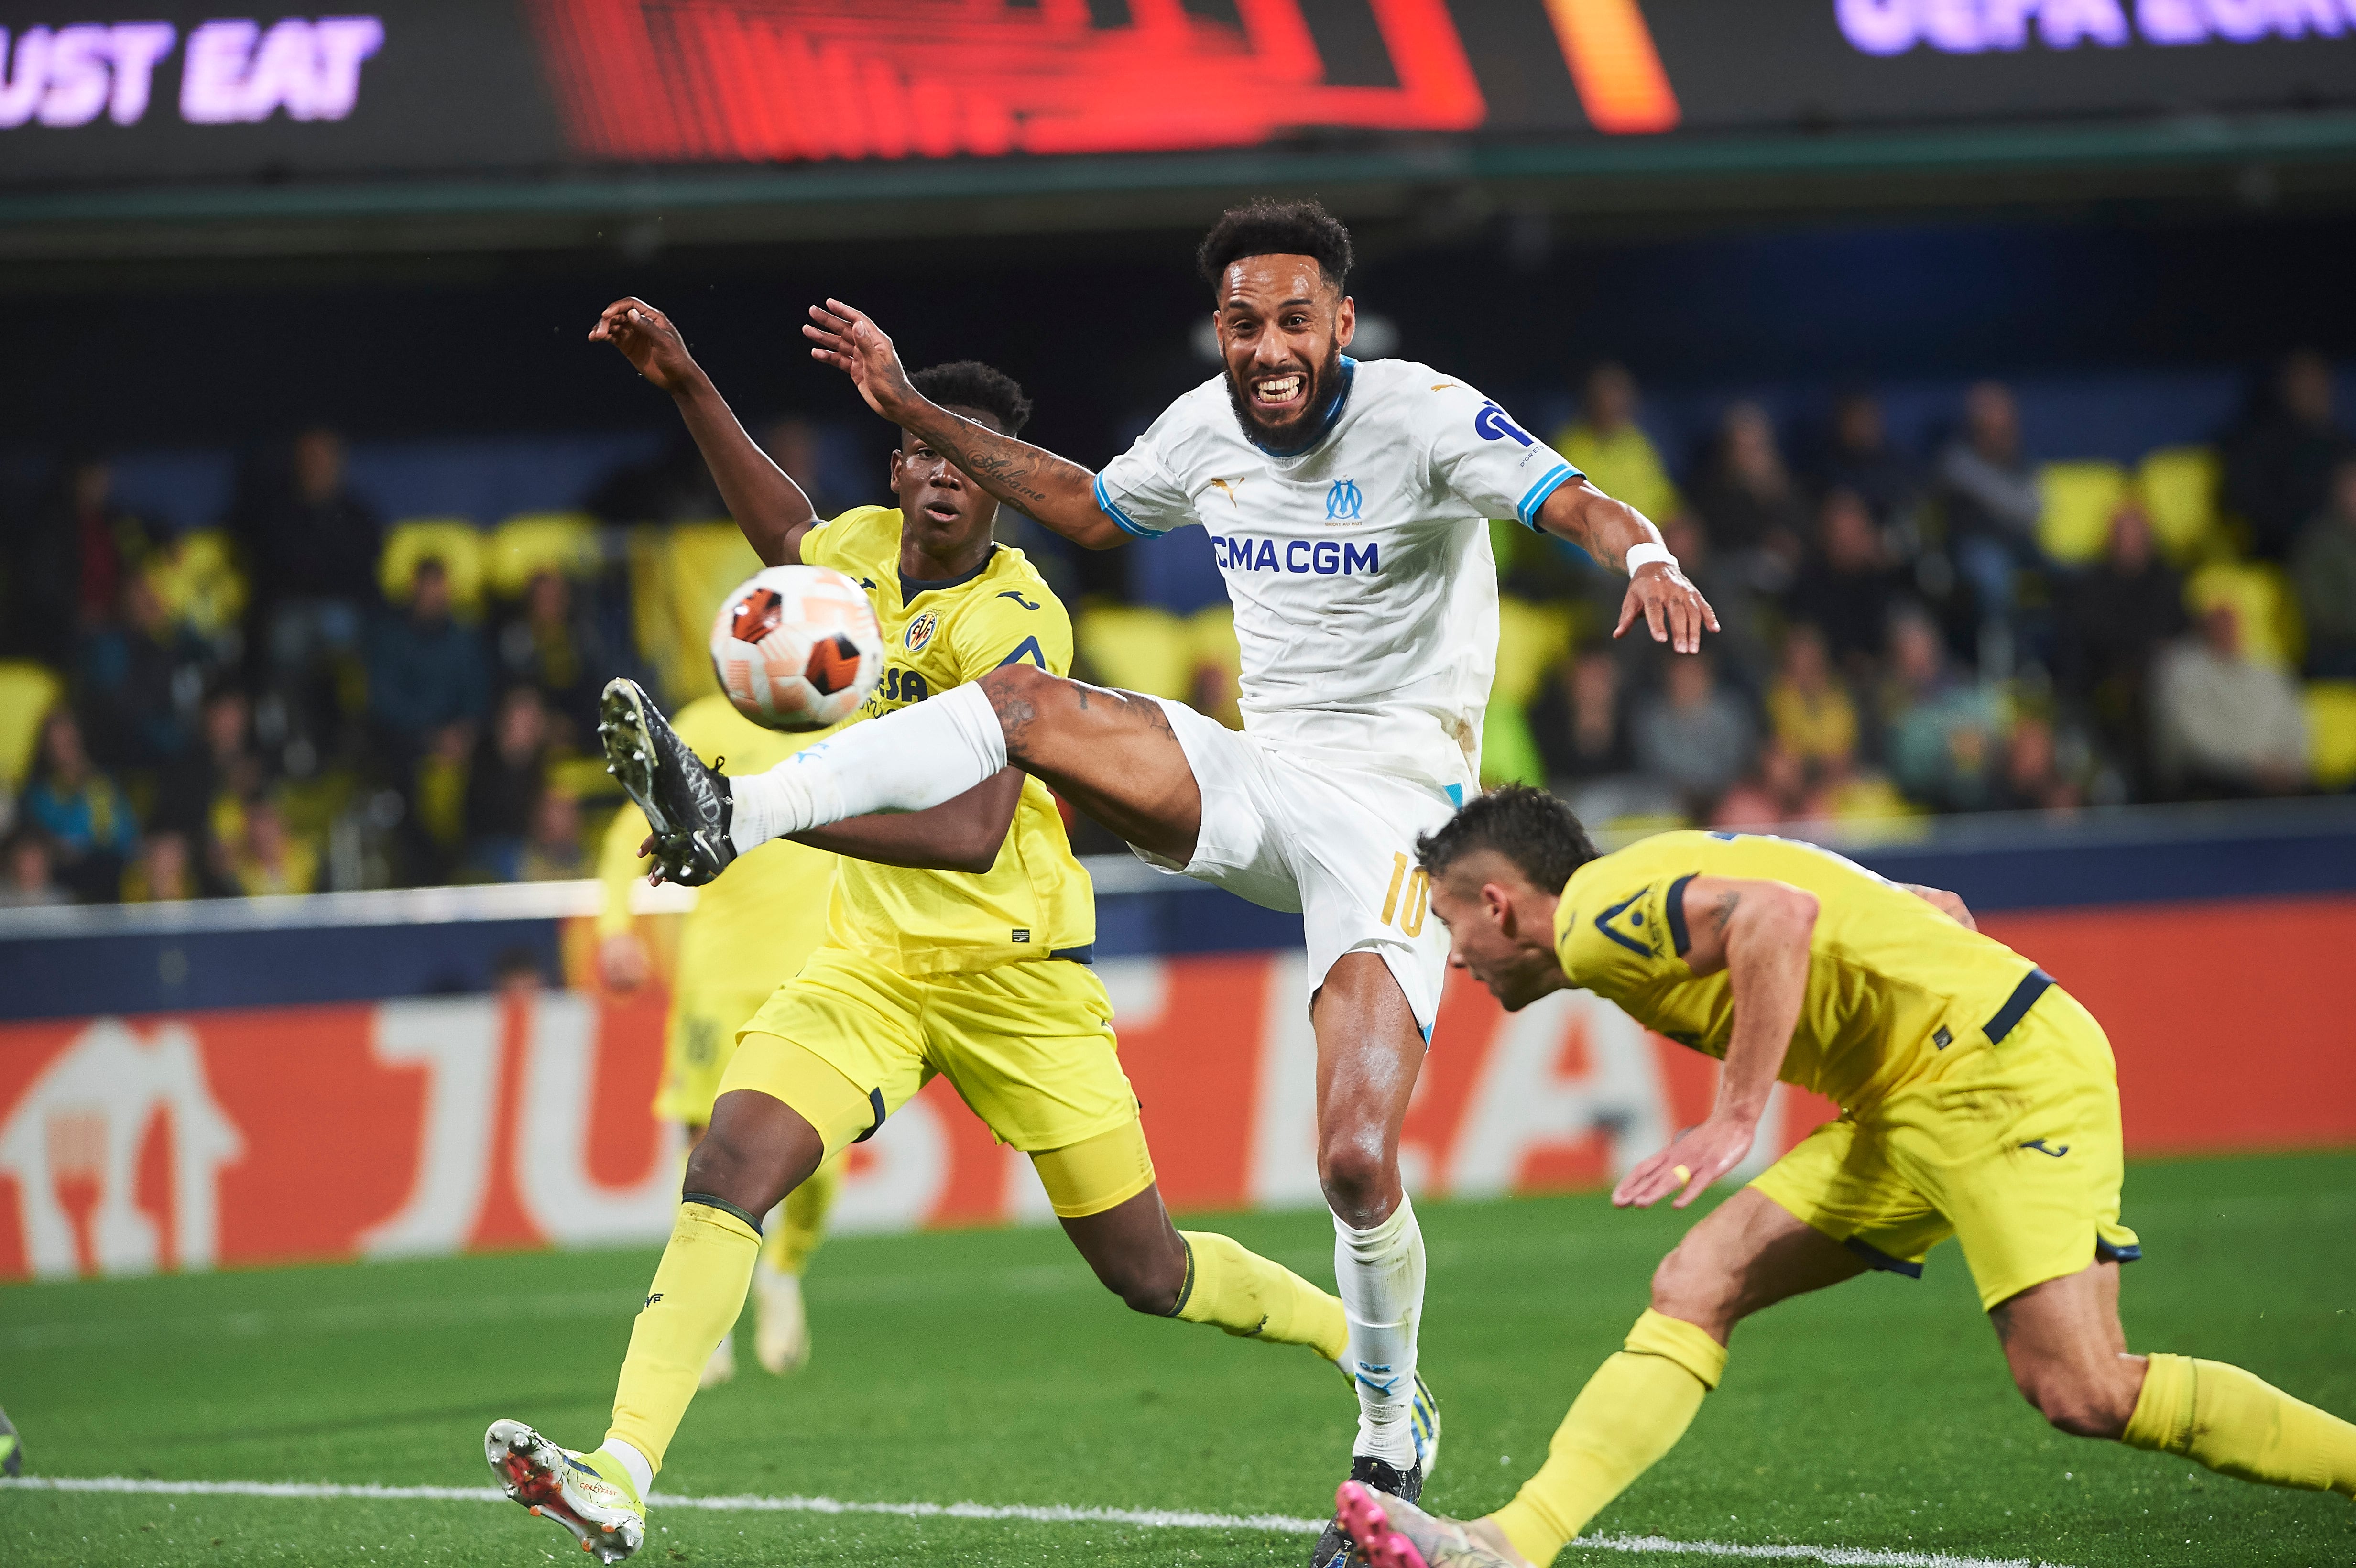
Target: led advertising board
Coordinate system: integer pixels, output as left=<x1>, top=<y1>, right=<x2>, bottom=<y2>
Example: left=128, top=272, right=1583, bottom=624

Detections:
left=0, top=0, right=2350, bottom=188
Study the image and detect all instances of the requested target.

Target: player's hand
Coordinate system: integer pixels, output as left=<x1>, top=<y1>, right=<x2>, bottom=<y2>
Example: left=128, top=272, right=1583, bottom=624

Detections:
left=597, top=932, right=653, bottom=993
left=804, top=299, right=918, bottom=421
left=591, top=298, right=702, bottom=395
left=1614, top=560, right=1719, bottom=655
left=1613, top=1114, right=1757, bottom=1210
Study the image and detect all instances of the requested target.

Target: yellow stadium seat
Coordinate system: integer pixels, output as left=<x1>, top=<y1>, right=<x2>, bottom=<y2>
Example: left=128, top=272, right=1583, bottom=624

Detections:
left=1075, top=605, right=1193, bottom=700
left=1185, top=606, right=1244, bottom=728
left=2305, top=682, right=2356, bottom=791
left=488, top=512, right=603, bottom=599
left=2187, top=563, right=2304, bottom=672
left=0, top=662, right=63, bottom=791
left=627, top=522, right=765, bottom=706
left=146, top=529, right=248, bottom=639
left=380, top=520, right=488, bottom=617
left=2135, top=446, right=2224, bottom=566
left=2036, top=461, right=2130, bottom=566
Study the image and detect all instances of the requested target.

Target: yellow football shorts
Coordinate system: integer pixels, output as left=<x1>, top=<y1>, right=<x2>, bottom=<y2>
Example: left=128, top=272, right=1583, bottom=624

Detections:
left=720, top=947, right=1154, bottom=1219
left=654, top=984, right=778, bottom=1126
left=1752, top=977, right=2142, bottom=1311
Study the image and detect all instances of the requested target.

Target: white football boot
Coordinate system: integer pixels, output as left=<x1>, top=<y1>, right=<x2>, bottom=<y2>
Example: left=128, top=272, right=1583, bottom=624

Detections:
left=753, top=1263, right=812, bottom=1375
left=484, top=1419, right=646, bottom=1563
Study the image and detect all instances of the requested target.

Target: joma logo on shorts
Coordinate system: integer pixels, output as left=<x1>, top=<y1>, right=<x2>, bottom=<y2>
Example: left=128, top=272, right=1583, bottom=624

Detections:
left=1211, top=535, right=1379, bottom=575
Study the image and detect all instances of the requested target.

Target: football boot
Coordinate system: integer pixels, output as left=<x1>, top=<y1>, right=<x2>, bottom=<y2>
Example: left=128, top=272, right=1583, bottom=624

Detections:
left=1332, top=1482, right=1531, bottom=1568
left=599, top=678, right=736, bottom=886
left=484, top=1419, right=645, bottom=1564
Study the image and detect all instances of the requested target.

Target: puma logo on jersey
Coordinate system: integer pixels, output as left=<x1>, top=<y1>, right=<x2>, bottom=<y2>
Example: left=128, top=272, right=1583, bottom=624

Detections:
left=1205, top=476, right=1247, bottom=507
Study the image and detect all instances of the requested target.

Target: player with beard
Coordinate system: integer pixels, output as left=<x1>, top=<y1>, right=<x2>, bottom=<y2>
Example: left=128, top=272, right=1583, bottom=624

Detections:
left=598, top=199, right=1716, bottom=1564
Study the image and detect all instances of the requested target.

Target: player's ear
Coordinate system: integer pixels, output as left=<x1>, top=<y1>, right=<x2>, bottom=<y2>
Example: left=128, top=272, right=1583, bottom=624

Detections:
left=888, top=447, right=906, bottom=490
left=1333, top=294, right=1356, bottom=348
left=1482, top=879, right=1514, bottom=932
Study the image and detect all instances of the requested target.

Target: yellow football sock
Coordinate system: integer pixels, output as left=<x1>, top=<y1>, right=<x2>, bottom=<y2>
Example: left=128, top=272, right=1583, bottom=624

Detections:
left=605, top=1199, right=762, bottom=1474
left=766, top=1152, right=842, bottom=1276
left=1490, top=1310, right=1729, bottom=1566
left=2123, top=1352, right=2356, bottom=1496
left=1172, top=1230, right=1351, bottom=1362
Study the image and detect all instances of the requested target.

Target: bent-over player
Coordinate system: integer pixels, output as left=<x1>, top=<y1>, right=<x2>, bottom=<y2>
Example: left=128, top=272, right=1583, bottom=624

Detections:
left=605, top=200, right=1713, bottom=1564
left=1330, top=787, right=2356, bottom=1568
left=485, top=319, right=1367, bottom=1563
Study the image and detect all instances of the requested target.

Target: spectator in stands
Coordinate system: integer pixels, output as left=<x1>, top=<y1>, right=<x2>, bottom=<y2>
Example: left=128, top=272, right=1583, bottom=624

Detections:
left=1764, top=622, right=1860, bottom=779
left=2062, top=504, right=2186, bottom=794
left=1711, top=742, right=1826, bottom=831
left=233, top=429, right=384, bottom=741
left=1988, top=712, right=2085, bottom=814
left=1785, top=488, right=1903, bottom=674
left=761, top=416, right=837, bottom=519
left=1817, top=388, right=1922, bottom=530
left=1550, top=363, right=1680, bottom=528
left=1935, top=381, right=2046, bottom=621
left=2224, top=348, right=2354, bottom=561
left=21, top=708, right=136, bottom=901
left=2152, top=603, right=2311, bottom=798
left=224, top=795, right=318, bottom=897
left=155, top=685, right=267, bottom=860
left=0, top=828, right=69, bottom=908
left=122, top=830, right=197, bottom=903
left=516, top=785, right=586, bottom=882
left=1688, top=402, right=1809, bottom=572
left=2291, top=456, right=2356, bottom=680
left=465, top=686, right=553, bottom=880
left=587, top=433, right=727, bottom=524
left=367, top=557, right=489, bottom=758
left=1881, top=607, right=2001, bottom=813
left=5, top=458, right=148, bottom=666
left=495, top=569, right=621, bottom=745
left=1657, top=514, right=1766, bottom=689
left=1633, top=650, right=1756, bottom=814
left=77, top=573, right=209, bottom=771
left=1532, top=644, right=1635, bottom=786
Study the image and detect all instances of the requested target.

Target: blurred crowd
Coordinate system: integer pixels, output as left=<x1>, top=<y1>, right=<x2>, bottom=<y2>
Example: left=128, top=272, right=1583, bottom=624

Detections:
left=0, top=351, right=2350, bottom=908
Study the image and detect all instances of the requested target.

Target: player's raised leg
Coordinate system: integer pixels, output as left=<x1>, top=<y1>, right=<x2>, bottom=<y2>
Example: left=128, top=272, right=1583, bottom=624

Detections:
left=1995, top=1261, right=2356, bottom=1498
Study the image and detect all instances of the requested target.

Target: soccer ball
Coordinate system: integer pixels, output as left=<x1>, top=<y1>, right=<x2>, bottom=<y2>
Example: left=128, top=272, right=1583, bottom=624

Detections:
left=709, top=565, right=883, bottom=730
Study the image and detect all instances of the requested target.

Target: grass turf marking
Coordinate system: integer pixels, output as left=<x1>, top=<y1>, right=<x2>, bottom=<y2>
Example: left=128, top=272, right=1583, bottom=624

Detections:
left=0, top=1476, right=2068, bottom=1567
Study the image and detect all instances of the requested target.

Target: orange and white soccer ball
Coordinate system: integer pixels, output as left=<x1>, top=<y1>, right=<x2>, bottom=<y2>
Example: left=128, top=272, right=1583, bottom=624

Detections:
left=709, top=565, right=883, bottom=730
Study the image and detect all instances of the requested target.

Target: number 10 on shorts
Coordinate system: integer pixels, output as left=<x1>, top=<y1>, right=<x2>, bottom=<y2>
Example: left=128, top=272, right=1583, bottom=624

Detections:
left=1381, top=852, right=1430, bottom=936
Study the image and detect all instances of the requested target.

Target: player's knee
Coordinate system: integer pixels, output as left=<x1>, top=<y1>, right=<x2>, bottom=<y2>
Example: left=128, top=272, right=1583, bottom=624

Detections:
left=1098, top=1250, right=1187, bottom=1316
left=1316, top=1131, right=1396, bottom=1229
left=2013, top=1363, right=2135, bottom=1440
left=683, top=1127, right=779, bottom=1215
left=1648, top=1241, right=1739, bottom=1333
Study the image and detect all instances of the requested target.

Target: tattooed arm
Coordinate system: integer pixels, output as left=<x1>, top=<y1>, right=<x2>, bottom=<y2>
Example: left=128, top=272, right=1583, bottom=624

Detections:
left=803, top=299, right=1129, bottom=550
left=1533, top=477, right=1719, bottom=654
left=1613, top=876, right=1818, bottom=1210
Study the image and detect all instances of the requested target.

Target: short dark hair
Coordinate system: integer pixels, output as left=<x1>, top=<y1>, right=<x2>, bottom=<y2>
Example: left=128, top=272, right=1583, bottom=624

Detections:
left=1415, top=784, right=1598, bottom=896
left=911, top=360, right=1032, bottom=437
left=1197, top=198, right=1354, bottom=293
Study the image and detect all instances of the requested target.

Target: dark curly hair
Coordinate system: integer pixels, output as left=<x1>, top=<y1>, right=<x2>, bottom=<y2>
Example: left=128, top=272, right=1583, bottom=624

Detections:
left=1415, top=784, right=1599, bottom=895
left=1197, top=198, right=1354, bottom=294
left=910, top=360, right=1032, bottom=436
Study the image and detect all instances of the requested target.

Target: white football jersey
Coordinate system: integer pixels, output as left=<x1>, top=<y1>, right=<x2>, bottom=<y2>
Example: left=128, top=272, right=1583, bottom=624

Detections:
left=1094, top=357, right=1581, bottom=794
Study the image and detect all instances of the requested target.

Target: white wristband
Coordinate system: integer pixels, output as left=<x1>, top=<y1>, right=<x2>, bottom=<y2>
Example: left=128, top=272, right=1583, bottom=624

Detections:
left=1624, top=541, right=1677, bottom=577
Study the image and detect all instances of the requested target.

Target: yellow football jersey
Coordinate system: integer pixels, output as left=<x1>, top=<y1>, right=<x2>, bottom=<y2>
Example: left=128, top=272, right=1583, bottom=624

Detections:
left=801, top=505, right=1094, bottom=974
left=597, top=693, right=838, bottom=999
left=1552, top=830, right=2040, bottom=1111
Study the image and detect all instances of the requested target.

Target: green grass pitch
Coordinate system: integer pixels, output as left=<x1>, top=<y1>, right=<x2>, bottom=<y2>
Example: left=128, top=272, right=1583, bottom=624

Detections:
left=2, top=1151, right=2351, bottom=1567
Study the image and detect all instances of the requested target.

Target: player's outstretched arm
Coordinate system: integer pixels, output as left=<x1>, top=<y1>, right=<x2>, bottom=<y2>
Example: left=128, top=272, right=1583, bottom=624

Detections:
left=804, top=299, right=1128, bottom=550
left=1899, top=882, right=1977, bottom=930
left=1614, top=876, right=1816, bottom=1210
left=590, top=298, right=823, bottom=566
left=786, top=768, right=1024, bottom=873
left=1534, top=478, right=1720, bottom=655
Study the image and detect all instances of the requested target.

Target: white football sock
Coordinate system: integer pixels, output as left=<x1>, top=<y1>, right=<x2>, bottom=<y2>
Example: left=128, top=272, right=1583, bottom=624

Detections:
left=598, top=1437, right=655, bottom=1501
left=1334, top=1193, right=1425, bottom=1470
left=728, top=680, right=1008, bottom=854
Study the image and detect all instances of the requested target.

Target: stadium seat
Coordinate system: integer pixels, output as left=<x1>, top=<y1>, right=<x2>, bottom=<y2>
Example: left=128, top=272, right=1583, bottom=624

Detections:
left=627, top=522, right=765, bottom=706
left=0, top=662, right=63, bottom=791
left=2135, top=445, right=2224, bottom=566
left=2187, top=562, right=2304, bottom=671
left=380, top=519, right=489, bottom=617
left=2305, top=682, right=2356, bottom=792
left=1483, top=596, right=1575, bottom=788
left=1075, top=605, right=1193, bottom=700
left=487, top=512, right=603, bottom=599
left=2035, top=461, right=2130, bottom=566
left=146, top=528, right=249, bottom=639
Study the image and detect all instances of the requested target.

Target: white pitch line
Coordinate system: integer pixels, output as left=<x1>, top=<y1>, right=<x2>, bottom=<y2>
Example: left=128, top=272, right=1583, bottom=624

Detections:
left=0, top=1477, right=2067, bottom=1567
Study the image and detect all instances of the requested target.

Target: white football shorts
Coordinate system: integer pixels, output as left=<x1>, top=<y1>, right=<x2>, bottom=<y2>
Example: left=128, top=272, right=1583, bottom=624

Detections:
left=1128, top=697, right=1462, bottom=1037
